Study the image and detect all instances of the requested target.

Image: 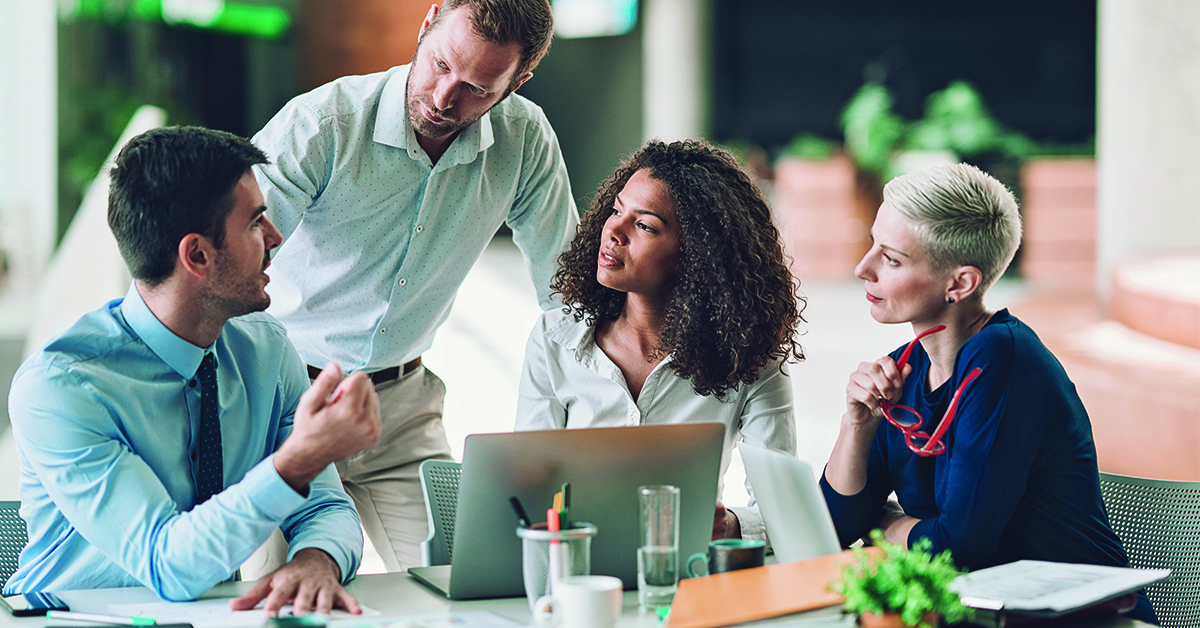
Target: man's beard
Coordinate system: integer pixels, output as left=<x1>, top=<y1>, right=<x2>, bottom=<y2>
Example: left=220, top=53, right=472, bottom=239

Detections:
left=203, top=251, right=272, bottom=320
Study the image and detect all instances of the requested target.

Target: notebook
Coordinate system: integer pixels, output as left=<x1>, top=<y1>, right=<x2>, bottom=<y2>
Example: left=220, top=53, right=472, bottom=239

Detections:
left=951, top=560, right=1169, bottom=618
left=408, top=422, right=726, bottom=600
left=739, top=443, right=841, bottom=563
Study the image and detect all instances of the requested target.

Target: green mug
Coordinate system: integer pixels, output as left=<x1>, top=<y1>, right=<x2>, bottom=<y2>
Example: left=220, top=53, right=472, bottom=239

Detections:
left=686, top=539, right=766, bottom=577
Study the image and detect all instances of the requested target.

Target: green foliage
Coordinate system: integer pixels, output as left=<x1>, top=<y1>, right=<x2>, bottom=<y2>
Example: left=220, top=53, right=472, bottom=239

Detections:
left=832, top=530, right=972, bottom=628
left=838, top=79, right=1061, bottom=179
left=779, top=134, right=836, bottom=162
left=906, top=81, right=1034, bottom=161
left=839, top=83, right=905, bottom=177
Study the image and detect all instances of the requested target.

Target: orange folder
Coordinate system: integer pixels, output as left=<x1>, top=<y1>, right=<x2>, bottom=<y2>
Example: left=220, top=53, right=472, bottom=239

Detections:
left=666, top=547, right=884, bottom=628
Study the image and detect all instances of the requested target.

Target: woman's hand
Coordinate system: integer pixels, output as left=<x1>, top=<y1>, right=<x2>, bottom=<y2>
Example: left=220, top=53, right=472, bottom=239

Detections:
left=711, top=501, right=741, bottom=540
left=825, top=355, right=913, bottom=497
left=844, top=356, right=912, bottom=427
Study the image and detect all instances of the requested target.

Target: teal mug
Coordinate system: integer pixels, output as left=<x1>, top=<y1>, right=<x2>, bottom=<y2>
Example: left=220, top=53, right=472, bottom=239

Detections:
left=686, top=539, right=766, bottom=577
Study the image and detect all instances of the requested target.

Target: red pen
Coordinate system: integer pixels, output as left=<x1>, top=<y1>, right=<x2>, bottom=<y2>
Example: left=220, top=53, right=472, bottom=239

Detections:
left=547, top=507, right=562, bottom=593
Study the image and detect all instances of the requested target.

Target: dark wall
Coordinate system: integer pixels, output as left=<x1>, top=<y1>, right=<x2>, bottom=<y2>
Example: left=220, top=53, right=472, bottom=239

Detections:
left=519, top=29, right=644, bottom=213
left=711, top=0, right=1097, bottom=152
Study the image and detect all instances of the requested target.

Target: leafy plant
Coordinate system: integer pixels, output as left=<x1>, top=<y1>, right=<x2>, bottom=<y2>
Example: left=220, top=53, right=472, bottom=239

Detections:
left=906, top=81, right=1034, bottom=161
left=839, top=83, right=905, bottom=177
left=832, top=530, right=972, bottom=628
left=778, top=133, right=836, bottom=162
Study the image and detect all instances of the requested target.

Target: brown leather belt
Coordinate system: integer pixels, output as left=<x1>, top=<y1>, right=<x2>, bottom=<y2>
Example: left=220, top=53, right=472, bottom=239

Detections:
left=307, top=356, right=422, bottom=385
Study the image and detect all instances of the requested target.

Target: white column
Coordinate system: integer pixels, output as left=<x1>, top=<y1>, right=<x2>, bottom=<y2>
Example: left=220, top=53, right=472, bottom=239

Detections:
left=0, top=0, right=57, bottom=285
left=1096, top=0, right=1200, bottom=297
left=642, top=0, right=706, bottom=142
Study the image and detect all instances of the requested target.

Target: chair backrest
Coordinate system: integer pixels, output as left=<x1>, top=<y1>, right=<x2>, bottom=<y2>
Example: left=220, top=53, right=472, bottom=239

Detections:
left=1099, top=472, right=1200, bottom=628
left=419, top=460, right=462, bottom=567
left=0, top=501, right=27, bottom=590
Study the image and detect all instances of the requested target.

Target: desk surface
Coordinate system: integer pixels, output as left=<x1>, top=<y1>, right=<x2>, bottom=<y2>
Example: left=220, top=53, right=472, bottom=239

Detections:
left=0, top=572, right=1155, bottom=628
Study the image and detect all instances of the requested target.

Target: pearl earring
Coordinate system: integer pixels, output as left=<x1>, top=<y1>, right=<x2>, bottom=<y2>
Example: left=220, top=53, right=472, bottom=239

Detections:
left=946, top=296, right=955, bottom=304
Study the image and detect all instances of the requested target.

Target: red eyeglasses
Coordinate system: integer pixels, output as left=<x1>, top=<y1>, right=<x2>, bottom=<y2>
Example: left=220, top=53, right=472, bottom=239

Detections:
left=879, top=325, right=983, bottom=457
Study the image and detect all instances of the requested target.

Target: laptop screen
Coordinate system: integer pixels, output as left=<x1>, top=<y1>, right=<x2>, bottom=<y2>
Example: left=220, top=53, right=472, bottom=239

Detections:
left=445, top=423, right=725, bottom=599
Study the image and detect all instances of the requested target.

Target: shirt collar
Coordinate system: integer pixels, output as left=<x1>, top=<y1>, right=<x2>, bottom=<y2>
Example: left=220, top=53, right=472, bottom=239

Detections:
left=375, top=64, right=496, bottom=163
left=119, top=283, right=215, bottom=379
left=545, top=310, right=594, bottom=354
left=546, top=311, right=676, bottom=369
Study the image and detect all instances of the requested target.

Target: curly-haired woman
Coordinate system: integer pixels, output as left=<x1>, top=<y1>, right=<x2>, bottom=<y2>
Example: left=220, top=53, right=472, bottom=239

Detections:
left=515, top=139, right=805, bottom=541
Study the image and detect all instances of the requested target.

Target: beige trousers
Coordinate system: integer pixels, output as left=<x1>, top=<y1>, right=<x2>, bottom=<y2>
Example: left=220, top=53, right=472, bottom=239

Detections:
left=241, top=365, right=453, bottom=578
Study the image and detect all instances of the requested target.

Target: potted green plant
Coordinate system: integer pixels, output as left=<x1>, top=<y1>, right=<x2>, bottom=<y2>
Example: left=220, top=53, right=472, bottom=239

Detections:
left=832, top=530, right=972, bottom=628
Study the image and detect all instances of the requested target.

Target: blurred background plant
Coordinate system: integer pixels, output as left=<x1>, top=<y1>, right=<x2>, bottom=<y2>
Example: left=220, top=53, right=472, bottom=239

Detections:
left=839, top=82, right=904, bottom=179
left=839, top=79, right=1049, bottom=182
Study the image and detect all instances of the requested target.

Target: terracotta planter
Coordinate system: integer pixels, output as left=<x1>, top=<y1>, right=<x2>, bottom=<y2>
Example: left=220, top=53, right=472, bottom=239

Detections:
left=859, top=610, right=940, bottom=628
left=773, top=154, right=871, bottom=283
left=1018, top=157, right=1096, bottom=285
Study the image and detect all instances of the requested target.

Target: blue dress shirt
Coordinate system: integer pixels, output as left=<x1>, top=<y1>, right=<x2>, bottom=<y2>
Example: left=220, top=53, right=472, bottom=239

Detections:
left=4, top=284, right=362, bottom=600
left=252, top=64, right=579, bottom=372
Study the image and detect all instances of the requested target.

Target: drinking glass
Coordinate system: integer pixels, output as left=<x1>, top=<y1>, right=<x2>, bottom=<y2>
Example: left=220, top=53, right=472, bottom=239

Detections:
left=637, top=484, right=680, bottom=609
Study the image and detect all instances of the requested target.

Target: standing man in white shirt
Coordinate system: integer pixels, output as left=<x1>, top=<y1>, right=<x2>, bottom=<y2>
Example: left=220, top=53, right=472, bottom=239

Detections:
left=251, top=0, right=578, bottom=572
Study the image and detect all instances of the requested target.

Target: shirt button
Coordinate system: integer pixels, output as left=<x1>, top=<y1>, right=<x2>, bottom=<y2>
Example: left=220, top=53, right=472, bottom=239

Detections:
left=415, top=225, right=423, bottom=233
left=189, top=380, right=197, bottom=387
left=190, top=452, right=198, bottom=460
left=398, top=278, right=407, bottom=286
left=379, top=328, right=387, bottom=334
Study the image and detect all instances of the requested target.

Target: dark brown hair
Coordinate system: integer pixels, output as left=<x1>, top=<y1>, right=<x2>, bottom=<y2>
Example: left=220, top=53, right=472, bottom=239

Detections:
left=428, top=0, right=554, bottom=84
left=554, top=139, right=806, bottom=399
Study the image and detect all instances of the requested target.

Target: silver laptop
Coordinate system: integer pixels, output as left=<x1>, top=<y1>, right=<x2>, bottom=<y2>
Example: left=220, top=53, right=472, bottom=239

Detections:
left=409, top=423, right=725, bottom=599
left=739, top=442, right=841, bottom=563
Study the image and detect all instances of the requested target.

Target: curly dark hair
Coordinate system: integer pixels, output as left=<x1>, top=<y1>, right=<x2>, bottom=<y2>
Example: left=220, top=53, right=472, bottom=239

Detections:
left=553, top=139, right=806, bottom=399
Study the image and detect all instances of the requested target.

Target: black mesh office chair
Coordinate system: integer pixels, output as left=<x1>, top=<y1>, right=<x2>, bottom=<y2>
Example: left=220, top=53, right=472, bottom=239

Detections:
left=1100, top=472, right=1200, bottom=628
left=0, top=501, right=27, bottom=589
left=418, top=460, right=462, bottom=567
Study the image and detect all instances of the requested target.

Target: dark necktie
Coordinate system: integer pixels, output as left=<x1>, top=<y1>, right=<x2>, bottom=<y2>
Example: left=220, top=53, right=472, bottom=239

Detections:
left=196, top=353, right=223, bottom=505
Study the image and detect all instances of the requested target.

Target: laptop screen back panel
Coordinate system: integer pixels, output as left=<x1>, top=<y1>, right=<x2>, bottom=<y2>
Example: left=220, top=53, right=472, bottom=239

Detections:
left=740, top=443, right=842, bottom=563
left=448, top=423, right=725, bottom=599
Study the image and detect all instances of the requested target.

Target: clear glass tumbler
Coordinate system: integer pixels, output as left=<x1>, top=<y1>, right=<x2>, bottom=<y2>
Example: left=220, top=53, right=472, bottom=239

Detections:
left=637, top=484, right=680, bottom=609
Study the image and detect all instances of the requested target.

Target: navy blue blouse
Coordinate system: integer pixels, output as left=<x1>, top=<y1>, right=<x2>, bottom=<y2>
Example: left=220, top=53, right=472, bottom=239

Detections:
left=820, top=310, right=1156, bottom=622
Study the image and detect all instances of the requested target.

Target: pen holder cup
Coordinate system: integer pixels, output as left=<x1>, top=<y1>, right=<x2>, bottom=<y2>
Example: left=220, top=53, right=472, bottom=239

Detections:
left=518, top=522, right=598, bottom=612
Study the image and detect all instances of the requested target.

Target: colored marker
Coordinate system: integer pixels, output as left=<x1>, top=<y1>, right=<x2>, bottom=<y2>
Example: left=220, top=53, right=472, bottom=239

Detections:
left=47, top=610, right=157, bottom=625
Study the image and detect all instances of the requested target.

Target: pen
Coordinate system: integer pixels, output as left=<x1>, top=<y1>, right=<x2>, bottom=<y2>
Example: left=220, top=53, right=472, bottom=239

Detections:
left=547, top=507, right=562, bottom=594
left=509, top=495, right=531, bottom=528
left=559, top=482, right=571, bottom=529
left=46, top=610, right=157, bottom=625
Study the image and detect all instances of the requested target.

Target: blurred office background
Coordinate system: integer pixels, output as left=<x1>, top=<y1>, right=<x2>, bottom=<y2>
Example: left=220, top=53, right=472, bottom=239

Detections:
left=1, top=0, right=1197, bottom=572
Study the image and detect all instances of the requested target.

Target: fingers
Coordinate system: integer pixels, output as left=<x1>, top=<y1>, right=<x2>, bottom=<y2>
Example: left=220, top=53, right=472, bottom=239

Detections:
left=229, top=576, right=272, bottom=611
left=291, top=578, right=317, bottom=616
left=336, top=589, right=363, bottom=614
left=298, top=362, right=343, bottom=416
left=313, top=587, right=333, bottom=616
left=263, top=577, right=295, bottom=615
left=850, top=357, right=907, bottom=403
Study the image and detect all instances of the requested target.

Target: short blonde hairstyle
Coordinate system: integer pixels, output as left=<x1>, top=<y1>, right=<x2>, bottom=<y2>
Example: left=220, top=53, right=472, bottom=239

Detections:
left=883, top=163, right=1022, bottom=293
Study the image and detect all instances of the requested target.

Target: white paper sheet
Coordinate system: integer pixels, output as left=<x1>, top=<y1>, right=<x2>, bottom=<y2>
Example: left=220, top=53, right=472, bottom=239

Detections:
left=950, top=560, right=1169, bottom=614
left=106, top=598, right=380, bottom=627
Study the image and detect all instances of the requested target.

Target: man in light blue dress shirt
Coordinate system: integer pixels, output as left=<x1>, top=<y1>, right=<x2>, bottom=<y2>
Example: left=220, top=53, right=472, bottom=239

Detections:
left=252, top=0, right=578, bottom=571
left=5, top=127, right=382, bottom=615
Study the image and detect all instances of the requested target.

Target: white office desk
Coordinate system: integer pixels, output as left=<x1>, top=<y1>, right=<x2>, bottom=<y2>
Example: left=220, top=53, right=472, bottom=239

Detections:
left=0, top=572, right=1156, bottom=628
left=0, top=573, right=663, bottom=628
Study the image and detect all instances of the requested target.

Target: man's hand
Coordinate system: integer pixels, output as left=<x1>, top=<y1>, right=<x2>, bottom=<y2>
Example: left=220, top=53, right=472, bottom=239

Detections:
left=712, top=501, right=741, bottom=540
left=230, top=548, right=361, bottom=616
left=275, top=363, right=381, bottom=491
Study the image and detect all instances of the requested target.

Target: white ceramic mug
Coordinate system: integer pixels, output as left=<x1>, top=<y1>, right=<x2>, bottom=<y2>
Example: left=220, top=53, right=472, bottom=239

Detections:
left=539, top=575, right=623, bottom=628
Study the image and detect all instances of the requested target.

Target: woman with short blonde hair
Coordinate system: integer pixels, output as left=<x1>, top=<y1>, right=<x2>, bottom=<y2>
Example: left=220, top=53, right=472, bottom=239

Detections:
left=822, top=163, right=1155, bottom=623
